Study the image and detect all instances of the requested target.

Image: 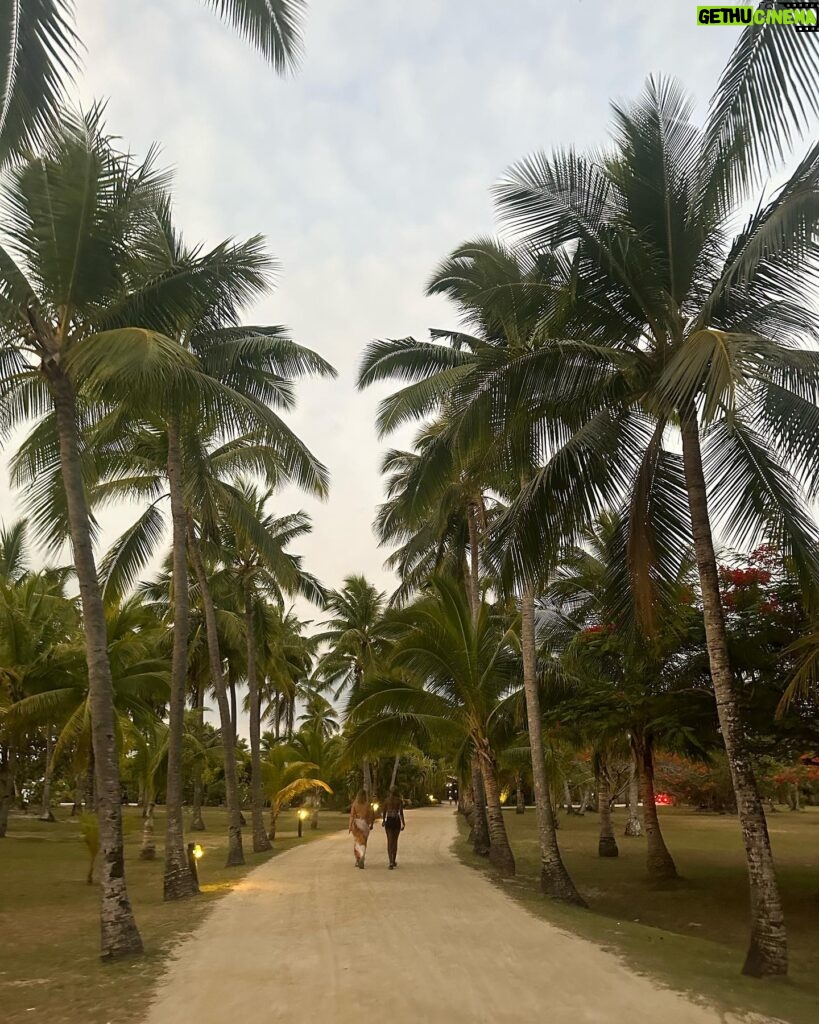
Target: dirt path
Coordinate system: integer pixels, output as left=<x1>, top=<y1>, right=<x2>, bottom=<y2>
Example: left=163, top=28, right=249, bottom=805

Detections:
left=144, top=808, right=725, bottom=1024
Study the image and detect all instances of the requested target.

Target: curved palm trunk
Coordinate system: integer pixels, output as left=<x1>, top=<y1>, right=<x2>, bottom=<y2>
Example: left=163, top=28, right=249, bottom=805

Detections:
left=390, top=756, right=401, bottom=790
left=245, top=583, right=272, bottom=853
left=478, top=745, right=515, bottom=876
left=51, top=371, right=142, bottom=959
left=521, top=589, right=584, bottom=902
left=164, top=421, right=199, bottom=899
left=634, top=735, right=676, bottom=878
left=187, top=527, right=244, bottom=867
left=624, top=757, right=643, bottom=838
left=190, top=681, right=206, bottom=832
left=470, top=752, right=490, bottom=856
left=680, top=408, right=787, bottom=977
left=597, top=766, right=618, bottom=858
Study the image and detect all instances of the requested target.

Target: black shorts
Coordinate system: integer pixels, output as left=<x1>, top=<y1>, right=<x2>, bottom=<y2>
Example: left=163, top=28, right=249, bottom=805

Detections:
left=384, top=818, right=401, bottom=831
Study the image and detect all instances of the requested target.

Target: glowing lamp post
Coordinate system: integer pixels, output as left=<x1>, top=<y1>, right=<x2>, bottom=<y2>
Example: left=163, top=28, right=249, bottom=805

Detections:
left=186, top=842, right=204, bottom=887
left=297, top=808, right=308, bottom=838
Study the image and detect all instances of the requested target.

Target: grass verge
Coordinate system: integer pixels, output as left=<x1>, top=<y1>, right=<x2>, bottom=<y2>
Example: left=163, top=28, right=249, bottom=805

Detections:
left=1, top=805, right=346, bottom=1024
left=456, top=806, right=819, bottom=1024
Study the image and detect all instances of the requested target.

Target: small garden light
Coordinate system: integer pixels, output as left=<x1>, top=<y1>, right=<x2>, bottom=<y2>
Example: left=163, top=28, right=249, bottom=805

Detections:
left=186, top=842, right=203, bottom=888
left=297, top=808, right=308, bottom=838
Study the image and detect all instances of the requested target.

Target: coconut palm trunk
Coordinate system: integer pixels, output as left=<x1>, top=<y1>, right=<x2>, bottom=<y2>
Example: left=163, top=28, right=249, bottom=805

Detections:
left=680, top=406, right=787, bottom=977
left=139, top=801, right=156, bottom=860
left=466, top=502, right=481, bottom=618
left=390, top=756, right=401, bottom=789
left=190, top=679, right=206, bottom=832
left=515, top=770, right=525, bottom=814
left=50, top=370, right=143, bottom=958
left=187, top=527, right=244, bottom=867
left=624, top=756, right=642, bottom=838
left=39, top=729, right=55, bottom=822
left=470, top=752, right=490, bottom=856
left=229, top=680, right=238, bottom=747
left=84, top=747, right=96, bottom=812
left=633, top=734, right=676, bottom=878
left=71, top=775, right=83, bottom=817
left=0, top=743, right=16, bottom=837
left=521, top=589, right=584, bottom=902
left=477, top=745, right=515, bottom=876
left=597, top=765, right=618, bottom=858
left=245, top=583, right=272, bottom=853
left=164, top=420, right=199, bottom=899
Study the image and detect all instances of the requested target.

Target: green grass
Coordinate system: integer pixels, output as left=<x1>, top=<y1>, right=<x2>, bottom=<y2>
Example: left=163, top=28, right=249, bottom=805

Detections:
left=0, top=805, right=347, bottom=1024
left=457, top=806, right=819, bottom=1024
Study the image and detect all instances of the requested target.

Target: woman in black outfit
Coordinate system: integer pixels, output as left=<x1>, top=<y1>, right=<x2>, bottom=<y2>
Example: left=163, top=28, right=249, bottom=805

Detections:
left=381, top=785, right=405, bottom=869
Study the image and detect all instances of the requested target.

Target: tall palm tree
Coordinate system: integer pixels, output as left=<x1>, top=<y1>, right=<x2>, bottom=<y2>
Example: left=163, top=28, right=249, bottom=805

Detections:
left=219, top=481, right=324, bottom=852
left=316, top=575, right=390, bottom=797
left=358, top=239, right=583, bottom=902
left=0, top=112, right=210, bottom=958
left=346, top=575, right=518, bottom=875
left=453, top=28, right=819, bottom=975
left=0, top=1, right=306, bottom=163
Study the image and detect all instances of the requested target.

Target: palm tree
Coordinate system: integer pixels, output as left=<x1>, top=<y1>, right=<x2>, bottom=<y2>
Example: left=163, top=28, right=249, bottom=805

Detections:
left=297, top=687, right=339, bottom=740
left=316, top=575, right=390, bottom=798
left=0, top=525, right=78, bottom=836
left=218, top=482, right=324, bottom=852
left=358, top=239, right=583, bottom=902
left=289, top=723, right=342, bottom=828
left=458, top=27, right=819, bottom=975
left=259, top=607, right=316, bottom=741
left=545, top=511, right=713, bottom=879
left=261, top=743, right=332, bottom=841
left=0, top=1, right=306, bottom=163
left=346, top=576, right=518, bottom=875
left=0, top=111, right=220, bottom=957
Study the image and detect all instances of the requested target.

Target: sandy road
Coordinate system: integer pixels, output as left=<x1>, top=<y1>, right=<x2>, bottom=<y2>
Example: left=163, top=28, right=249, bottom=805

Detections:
left=144, top=808, right=724, bottom=1024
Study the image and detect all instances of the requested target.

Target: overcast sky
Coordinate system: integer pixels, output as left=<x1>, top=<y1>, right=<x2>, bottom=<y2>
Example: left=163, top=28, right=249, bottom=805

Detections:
left=1, top=1, right=737, bottom=607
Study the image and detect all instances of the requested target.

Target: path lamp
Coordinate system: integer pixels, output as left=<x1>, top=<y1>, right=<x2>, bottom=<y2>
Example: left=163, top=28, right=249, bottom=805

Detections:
left=297, top=809, right=308, bottom=838
left=187, top=842, right=204, bottom=886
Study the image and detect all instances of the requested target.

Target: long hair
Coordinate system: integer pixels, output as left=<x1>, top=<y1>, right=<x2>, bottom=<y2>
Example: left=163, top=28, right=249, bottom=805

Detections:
left=354, top=788, right=367, bottom=808
left=385, top=785, right=402, bottom=811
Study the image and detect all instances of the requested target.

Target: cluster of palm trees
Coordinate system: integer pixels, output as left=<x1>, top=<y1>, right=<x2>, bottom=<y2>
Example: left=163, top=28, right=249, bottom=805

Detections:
left=2, top=4, right=819, bottom=990
left=346, top=25, right=819, bottom=980
left=0, top=0, right=318, bottom=962
left=0, top=85, right=341, bottom=963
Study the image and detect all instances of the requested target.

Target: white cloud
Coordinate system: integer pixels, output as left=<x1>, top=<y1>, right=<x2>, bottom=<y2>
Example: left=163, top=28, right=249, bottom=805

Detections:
left=2, top=0, right=737, bottom=604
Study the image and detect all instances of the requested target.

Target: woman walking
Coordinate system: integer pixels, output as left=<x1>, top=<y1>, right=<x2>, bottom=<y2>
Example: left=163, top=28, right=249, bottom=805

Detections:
left=349, top=789, right=374, bottom=869
left=381, top=786, right=405, bottom=869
